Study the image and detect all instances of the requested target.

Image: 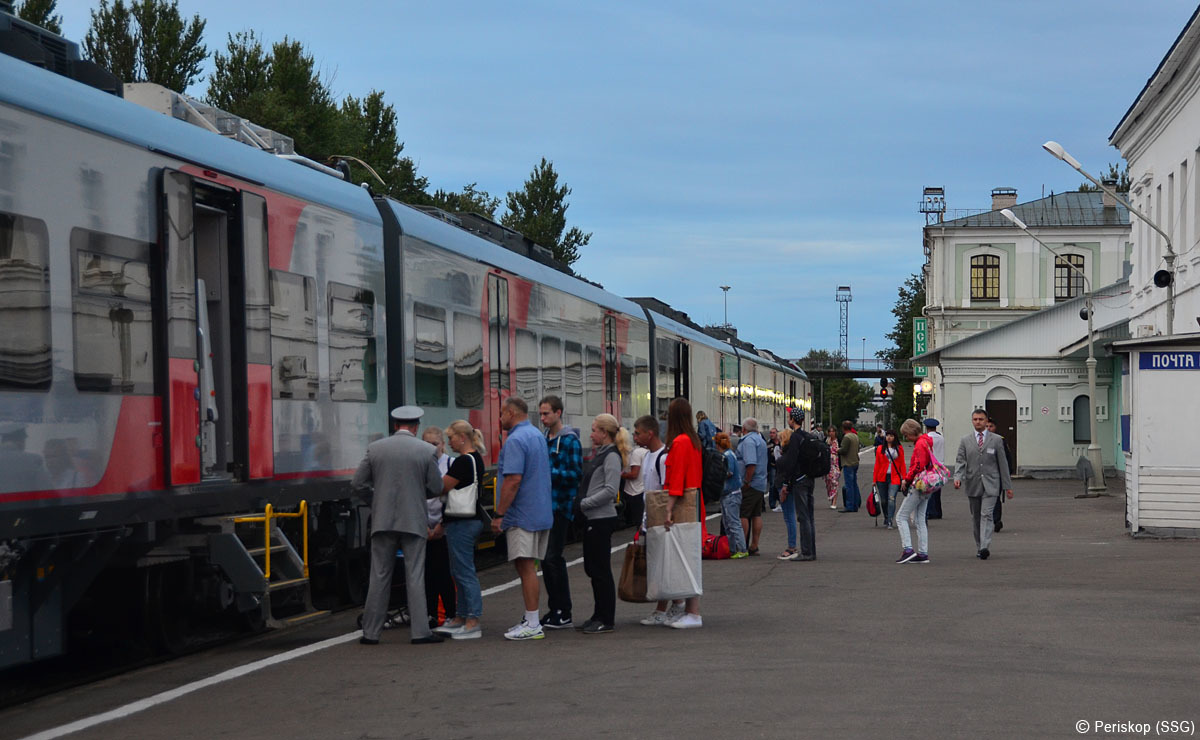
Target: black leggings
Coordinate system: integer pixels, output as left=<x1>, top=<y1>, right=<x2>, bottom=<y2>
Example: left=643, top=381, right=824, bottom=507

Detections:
left=582, top=516, right=618, bottom=626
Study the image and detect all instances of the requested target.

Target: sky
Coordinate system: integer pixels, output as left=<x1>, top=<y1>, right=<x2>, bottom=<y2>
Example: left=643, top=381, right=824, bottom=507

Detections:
left=58, top=0, right=1200, bottom=361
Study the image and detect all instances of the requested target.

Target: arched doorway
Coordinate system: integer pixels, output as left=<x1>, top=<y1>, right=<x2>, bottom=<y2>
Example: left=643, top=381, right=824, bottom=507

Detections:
left=985, top=386, right=1018, bottom=474
left=1073, top=395, right=1090, bottom=444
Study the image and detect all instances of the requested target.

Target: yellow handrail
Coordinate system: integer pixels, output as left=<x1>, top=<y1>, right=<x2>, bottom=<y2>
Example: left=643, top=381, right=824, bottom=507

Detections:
left=232, top=500, right=309, bottom=580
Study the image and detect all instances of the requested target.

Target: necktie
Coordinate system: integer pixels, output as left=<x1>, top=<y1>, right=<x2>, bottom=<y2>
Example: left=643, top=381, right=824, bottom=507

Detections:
left=977, top=432, right=984, bottom=451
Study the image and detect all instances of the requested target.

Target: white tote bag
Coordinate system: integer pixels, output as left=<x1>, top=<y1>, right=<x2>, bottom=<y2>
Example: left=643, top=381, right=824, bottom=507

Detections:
left=645, top=522, right=703, bottom=600
left=443, top=454, right=478, bottom=517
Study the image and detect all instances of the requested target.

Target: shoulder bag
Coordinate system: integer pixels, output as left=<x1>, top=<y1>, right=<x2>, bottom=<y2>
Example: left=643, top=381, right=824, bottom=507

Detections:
left=444, top=453, right=479, bottom=517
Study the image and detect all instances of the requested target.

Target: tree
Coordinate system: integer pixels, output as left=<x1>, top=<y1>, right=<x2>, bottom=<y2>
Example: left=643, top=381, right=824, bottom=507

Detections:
left=83, top=0, right=207, bottom=91
left=207, top=34, right=341, bottom=161
left=15, top=0, right=62, bottom=34
left=800, top=349, right=874, bottom=429
left=430, top=183, right=501, bottom=219
left=1078, top=162, right=1131, bottom=193
left=501, top=158, right=591, bottom=265
left=338, top=91, right=428, bottom=201
left=877, top=272, right=927, bottom=425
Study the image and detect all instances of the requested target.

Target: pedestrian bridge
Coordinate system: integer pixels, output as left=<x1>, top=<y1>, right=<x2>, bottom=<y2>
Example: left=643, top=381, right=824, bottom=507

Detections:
left=795, top=358, right=918, bottom=380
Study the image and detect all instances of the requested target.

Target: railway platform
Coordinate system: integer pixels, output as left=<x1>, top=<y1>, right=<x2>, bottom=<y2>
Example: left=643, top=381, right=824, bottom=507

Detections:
left=4, top=470, right=1199, bottom=740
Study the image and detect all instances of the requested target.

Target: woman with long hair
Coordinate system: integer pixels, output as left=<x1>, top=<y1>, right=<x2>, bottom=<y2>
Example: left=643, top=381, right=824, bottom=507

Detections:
left=576, top=413, right=632, bottom=634
left=872, top=429, right=907, bottom=528
left=663, top=397, right=704, bottom=629
left=824, top=426, right=842, bottom=509
left=895, top=419, right=932, bottom=564
left=715, top=432, right=748, bottom=558
left=433, top=421, right=487, bottom=639
left=775, top=428, right=801, bottom=559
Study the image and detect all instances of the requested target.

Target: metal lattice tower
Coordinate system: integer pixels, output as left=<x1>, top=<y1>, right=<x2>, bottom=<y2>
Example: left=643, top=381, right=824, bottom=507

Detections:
left=835, top=285, right=852, bottom=361
left=920, top=187, right=946, bottom=225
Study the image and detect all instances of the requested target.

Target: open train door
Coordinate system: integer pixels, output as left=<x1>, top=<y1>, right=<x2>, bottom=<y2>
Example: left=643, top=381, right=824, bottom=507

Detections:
left=159, top=170, right=201, bottom=486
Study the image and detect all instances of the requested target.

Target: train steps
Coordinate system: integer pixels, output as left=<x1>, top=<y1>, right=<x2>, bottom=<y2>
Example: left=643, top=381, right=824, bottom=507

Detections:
left=205, top=501, right=329, bottom=630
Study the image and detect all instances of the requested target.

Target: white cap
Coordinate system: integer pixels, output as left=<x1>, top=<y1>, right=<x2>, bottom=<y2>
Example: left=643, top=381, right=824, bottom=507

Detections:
left=390, top=405, right=424, bottom=422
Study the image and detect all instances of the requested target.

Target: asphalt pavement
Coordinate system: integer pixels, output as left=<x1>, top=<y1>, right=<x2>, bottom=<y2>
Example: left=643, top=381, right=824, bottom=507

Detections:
left=4, top=467, right=1199, bottom=740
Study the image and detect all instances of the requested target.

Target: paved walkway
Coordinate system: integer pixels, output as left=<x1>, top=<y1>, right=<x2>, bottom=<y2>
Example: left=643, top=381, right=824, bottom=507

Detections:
left=5, top=474, right=1200, bottom=740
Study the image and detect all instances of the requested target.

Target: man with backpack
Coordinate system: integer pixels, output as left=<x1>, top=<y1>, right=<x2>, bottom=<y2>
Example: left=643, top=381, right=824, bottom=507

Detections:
left=776, top=408, right=830, bottom=561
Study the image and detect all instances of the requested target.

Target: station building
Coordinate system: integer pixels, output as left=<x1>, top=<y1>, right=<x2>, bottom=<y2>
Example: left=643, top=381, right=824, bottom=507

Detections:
left=917, top=190, right=1130, bottom=476
left=1109, top=6, right=1200, bottom=535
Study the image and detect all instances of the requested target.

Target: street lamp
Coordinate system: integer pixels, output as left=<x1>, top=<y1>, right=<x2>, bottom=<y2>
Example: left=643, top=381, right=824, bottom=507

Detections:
left=1043, top=140, right=1177, bottom=335
left=1000, top=207, right=1106, bottom=495
left=861, top=337, right=866, bottom=369
left=720, top=285, right=731, bottom=327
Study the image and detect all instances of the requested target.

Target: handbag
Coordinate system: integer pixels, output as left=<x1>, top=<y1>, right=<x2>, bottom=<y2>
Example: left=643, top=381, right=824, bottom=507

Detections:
left=913, top=446, right=951, bottom=493
left=618, top=540, right=651, bottom=602
left=444, top=453, right=478, bottom=517
left=645, top=522, right=703, bottom=600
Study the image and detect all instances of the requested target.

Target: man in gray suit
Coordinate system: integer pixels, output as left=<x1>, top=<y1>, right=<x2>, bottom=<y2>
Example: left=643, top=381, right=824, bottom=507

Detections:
left=953, top=409, right=1014, bottom=560
left=352, top=406, right=445, bottom=645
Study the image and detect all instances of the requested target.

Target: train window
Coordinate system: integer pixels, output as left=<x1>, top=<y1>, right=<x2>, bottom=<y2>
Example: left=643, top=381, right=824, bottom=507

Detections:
left=564, top=341, right=584, bottom=417
left=634, top=358, right=650, bottom=417
left=0, top=212, right=51, bottom=391
left=515, top=329, right=538, bottom=406
left=585, top=345, right=603, bottom=416
left=70, top=229, right=155, bottom=394
left=620, top=354, right=634, bottom=418
left=541, top=336, right=562, bottom=398
left=414, top=303, right=448, bottom=407
left=453, top=312, right=483, bottom=409
left=656, top=338, right=677, bottom=419
left=327, top=282, right=377, bottom=402
left=269, top=270, right=318, bottom=400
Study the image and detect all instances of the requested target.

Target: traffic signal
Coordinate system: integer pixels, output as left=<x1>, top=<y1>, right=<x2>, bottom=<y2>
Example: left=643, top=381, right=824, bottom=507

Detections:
left=879, top=378, right=889, bottom=399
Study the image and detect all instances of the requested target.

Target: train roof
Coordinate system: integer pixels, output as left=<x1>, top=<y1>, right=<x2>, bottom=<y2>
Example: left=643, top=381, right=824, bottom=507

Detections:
left=0, top=53, right=381, bottom=225
left=384, top=200, right=651, bottom=319
left=644, top=309, right=734, bottom=354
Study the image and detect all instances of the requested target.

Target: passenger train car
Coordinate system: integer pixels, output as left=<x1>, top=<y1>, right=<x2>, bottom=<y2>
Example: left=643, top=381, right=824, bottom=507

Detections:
left=0, top=14, right=809, bottom=669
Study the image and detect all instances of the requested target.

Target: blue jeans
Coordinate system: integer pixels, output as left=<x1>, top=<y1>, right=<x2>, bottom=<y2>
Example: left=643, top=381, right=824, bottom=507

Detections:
left=880, top=482, right=900, bottom=524
left=444, top=518, right=484, bottom=619
left=781, top=486, right=797, bottom=549
left=842, top=464, right=861, bottom=511
left=721, top=489, right=747, bottom=553
left=896, top=491, right=930, bottom=554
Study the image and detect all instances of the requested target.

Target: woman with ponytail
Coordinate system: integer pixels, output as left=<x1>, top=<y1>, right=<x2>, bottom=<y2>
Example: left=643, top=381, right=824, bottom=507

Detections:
left=433, top=420, right=487, bottom=640
left=575, top=413, right=629, bottom=634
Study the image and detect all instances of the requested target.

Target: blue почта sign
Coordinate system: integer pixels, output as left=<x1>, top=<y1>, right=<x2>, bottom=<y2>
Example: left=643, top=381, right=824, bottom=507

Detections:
left=1139, top=351, right=1200, bottom=369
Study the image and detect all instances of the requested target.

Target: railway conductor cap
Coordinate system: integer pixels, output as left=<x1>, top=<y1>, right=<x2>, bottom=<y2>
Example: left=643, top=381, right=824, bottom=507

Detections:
left=390, top=405, right=424, bottom=423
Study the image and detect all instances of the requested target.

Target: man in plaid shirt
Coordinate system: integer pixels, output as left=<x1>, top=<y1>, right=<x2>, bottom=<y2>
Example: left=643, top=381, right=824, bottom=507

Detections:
left=537, top=395, right=582, bottom=629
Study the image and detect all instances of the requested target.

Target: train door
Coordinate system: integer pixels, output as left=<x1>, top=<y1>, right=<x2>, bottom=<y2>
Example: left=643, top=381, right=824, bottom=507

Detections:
left=487, top=273, right=510, bottom=454
left=159, top=170, right=272, bottom=484
left=604, top=314, right=617, bottom=416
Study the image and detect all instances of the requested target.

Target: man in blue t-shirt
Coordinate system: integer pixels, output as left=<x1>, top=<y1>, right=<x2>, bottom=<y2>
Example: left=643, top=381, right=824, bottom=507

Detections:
left=492, top=396, right=553, bottom=640
left=736, top=418, right=769, bottom=555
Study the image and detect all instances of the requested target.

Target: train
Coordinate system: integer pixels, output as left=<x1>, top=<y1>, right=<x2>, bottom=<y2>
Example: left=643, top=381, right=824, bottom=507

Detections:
left=0, top=11, right=810, bottom=670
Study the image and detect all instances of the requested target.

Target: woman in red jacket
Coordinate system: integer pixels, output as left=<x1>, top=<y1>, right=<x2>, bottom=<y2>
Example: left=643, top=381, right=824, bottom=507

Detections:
left=895, top=419, right=933, bottom=563
left=872, top=429, right=906, bottom=528
left=661, top=397, right=704, bottom=630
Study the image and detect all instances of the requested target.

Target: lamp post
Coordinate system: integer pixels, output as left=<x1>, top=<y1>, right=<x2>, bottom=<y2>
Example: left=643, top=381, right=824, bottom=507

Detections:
left=861, top=337, right=866, bottom=370
left=1042, top=140, right=1176, bottom=335
left=720, top=285, right=731, bottom=327
left=1000, top=208, right=1106, bottom=495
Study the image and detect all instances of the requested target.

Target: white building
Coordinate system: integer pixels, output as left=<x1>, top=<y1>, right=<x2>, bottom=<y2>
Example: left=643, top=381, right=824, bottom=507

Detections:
left=1108, top=7, right=1200, bottom=535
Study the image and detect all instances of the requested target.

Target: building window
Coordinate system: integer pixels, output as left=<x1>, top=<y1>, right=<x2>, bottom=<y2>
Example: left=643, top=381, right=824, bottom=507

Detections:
left=1055, top=254, right=1085, bottom=301
left=269, top=270, right=318, bottom=400
left=71, top=229, right=156, bottom=394
left=0, top=212, right=51, bottom=391
left=969, top=254, right=1000, bottom=301
left=327, top=282, right=376, bottom=402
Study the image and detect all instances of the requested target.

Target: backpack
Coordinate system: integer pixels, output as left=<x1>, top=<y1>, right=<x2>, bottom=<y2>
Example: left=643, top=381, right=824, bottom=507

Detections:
left=702, top=532, right=731, bottom=560
left=795, top=431, right=832, bottom=479
left=700, top=448, right=726, bottom=504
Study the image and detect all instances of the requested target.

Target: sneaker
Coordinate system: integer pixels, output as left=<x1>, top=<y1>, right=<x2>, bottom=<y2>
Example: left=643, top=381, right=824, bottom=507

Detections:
left=663, top=603, right=687, bottom=625
left=503, top=620, right=545, bottom=641
left=540, top=611, right=573, bottom=630
left=452, top=625, right=482, bottom=640
left=582, top=622, right=613, bottom=634
left=575, top=618, right=598, bottom=632
left=639, top=610, right=668, bottom=626
left=771, top=506, right=783, bottom=513
left=830, top=503, right=838, bottom=509
left=433, top=620, right=465, bottom=636
left=977, top=548, right=990, bottom=560
left=913, top=553, right=930, bottom=563
left=730, top=551, right=749, bottom=559
left=895, top=548, right=916, bottom=564
left=777, top=549, right=799, bottom=561
left=669, top=613, right=703, bottom=629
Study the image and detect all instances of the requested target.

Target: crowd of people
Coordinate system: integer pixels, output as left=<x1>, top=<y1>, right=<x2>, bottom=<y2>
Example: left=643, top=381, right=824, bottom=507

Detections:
left=350, top=398, right=1015, bottom=645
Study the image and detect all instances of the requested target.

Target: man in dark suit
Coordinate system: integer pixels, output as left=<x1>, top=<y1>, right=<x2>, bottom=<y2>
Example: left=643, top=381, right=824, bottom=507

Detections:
left=953, top=409, right=1014, bottom=560
left=352, top=406, right=445, bottom=645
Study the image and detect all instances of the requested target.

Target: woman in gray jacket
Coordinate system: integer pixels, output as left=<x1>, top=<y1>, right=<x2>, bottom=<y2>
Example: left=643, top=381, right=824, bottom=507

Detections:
left=577, top=413, right=631, bottom=634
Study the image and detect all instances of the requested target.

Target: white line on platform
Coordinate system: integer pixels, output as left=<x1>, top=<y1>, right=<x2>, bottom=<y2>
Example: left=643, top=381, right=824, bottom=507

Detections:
left=21, top=511, right=722, bottom=740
